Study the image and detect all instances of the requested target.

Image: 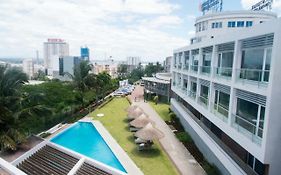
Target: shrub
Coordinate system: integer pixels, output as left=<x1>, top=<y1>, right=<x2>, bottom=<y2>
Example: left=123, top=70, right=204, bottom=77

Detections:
left=153, top=95, right=159, bottom=105
left=169, top=112, right=177, bottom=121
left=203, top=163, right=221, bottom=175
left=98, top=97, right=114, bottom=109
left=168, top=107, right=172, bottom=114
left=176, top=132, right=193, bottom=143
left=39, top=132, right=51, bottom=138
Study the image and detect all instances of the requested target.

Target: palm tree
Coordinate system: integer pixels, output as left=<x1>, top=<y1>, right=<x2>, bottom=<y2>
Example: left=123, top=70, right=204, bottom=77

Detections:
left=0, top=65, right=50, bottom=151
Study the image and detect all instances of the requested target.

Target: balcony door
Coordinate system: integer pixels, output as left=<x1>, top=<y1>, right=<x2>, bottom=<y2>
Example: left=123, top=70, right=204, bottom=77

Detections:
left=218, top=51, right=233, bottom=77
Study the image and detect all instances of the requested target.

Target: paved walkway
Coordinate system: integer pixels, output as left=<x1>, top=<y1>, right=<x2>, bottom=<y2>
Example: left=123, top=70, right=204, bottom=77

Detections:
left=130, top=86, right=205, bottom=175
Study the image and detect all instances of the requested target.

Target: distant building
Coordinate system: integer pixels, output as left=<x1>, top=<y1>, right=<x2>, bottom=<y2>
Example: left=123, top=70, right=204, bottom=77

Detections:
left=80, top=47, right=90, bottom=61
left=92, top=59, right=118, bottom=78
left=127, top=56, right=140, bottom=72
left=163, top=56, right=172, bottom=73
left=58, top=56, right=81, bottom=81
left=142, top=73, right=171, bottom=102
left=22, top=59, right=34, bottom=79
left=43, top=38, right=69, bottom=75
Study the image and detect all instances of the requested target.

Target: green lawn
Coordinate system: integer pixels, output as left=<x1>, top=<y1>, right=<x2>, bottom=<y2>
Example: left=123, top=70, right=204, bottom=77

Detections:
left=90, top=97, right=179, bottom=175
left=148, top=101, right=171, bottom=122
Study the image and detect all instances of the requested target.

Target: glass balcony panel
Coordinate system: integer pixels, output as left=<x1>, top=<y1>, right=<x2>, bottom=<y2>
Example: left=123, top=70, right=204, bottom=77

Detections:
left=237, top=69, right=269, bottom=84
left=188, top=90, right=196, bottom=99
left=200, top=66, right=211, bottom=74
left=231, top=114, right=262, bottom=145
left=215, top=67, right=232, bottom=78
left=199, top=96, right=208, bottom=107
left=191, top=65, right=198, bottom=72
left=211, top=103, right=228, bottom=122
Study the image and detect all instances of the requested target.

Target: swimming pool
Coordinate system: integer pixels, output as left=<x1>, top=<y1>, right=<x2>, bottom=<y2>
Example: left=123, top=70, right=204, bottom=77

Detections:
left=51, top=122, right=127, bottom=173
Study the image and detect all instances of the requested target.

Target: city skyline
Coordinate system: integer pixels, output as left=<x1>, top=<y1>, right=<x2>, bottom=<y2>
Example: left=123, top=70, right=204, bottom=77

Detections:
left=0, top=0, right=281, bottom=61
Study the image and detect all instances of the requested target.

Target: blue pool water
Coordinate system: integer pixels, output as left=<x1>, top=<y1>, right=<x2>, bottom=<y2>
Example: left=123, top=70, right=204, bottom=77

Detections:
left=51, top=122, right=126, bottom=173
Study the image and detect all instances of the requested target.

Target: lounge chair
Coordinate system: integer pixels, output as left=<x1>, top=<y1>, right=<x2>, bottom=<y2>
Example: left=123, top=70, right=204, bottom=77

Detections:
left=138, top=142, right=153, bottom=151
left=135, top=137, right=147, bottom=144
left=129, top=127, right=140, bottom=132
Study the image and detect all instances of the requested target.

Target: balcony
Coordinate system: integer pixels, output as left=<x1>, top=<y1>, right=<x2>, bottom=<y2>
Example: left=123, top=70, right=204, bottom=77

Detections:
left=215, top=67, right=232, bottom=79
left=183, top=64, right=189, bottom=71
left=190, top=65, right=198, bottom=73
left=231, top=114, right=262, bottom=145
left=188, top=90, right=196, bottom=99
left=236, top=68, right=269, bottom=86
left=198, top=96, right=208, bottom=107
left=211, top=103, right=228, bottom=123
left=200, top=66, right=211, bottom=75
left=177, top=64, right=182, bottom=69
left=181, top=87, right=187, bottom=94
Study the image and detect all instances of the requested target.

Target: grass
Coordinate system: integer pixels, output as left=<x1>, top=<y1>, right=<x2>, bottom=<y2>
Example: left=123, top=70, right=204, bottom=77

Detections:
left=90, top=97, right=179, bottom=175
left=148, top=101, right=171, bottom=122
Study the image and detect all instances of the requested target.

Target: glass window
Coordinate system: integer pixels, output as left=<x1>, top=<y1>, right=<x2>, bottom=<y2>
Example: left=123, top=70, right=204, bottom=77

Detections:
left=241, top=49, right=264, bottom=69
left=228, top=21, right=236, bottom=28
left=246, top=21, right=253, bottom=27
left=200, top=85, right=209, bottom=98
left=191, top=82, right=197, bottom=93
left=219, top=22, right=222, bottom=28
left=263, top=48, right=272, bottom=82
left=212, top=23, right=215, bottom=28
left=237, top=21, right=245, bottom=27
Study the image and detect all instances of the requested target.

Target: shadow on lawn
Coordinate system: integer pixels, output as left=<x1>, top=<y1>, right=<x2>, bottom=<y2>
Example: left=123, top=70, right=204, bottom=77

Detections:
left=126, top=135, right=161, bottom=158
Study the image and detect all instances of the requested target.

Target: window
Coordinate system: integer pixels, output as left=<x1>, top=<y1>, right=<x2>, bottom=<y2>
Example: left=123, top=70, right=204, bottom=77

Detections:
left=214, top=90, right=230, bottom=118
left=228, top=21, right=236, bottom=28
left=212, top=22, right=222, bottom=29
left=241, top=48, right=271, bottom=82
left=200, top=85, right=209, bottom=105
left=237, top=21, right=245, bottom=27
left=246, top=21, right=253, bottom=27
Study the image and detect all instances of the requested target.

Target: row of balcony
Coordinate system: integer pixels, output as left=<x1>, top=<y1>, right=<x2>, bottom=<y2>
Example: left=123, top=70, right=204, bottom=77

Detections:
left=172, top=85, right=263, bottom=145
left=173, top=64, right=270, bottom=86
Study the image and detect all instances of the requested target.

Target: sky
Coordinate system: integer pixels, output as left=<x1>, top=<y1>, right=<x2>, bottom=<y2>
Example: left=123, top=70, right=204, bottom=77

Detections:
left=0, top=0, right=280, bottom=62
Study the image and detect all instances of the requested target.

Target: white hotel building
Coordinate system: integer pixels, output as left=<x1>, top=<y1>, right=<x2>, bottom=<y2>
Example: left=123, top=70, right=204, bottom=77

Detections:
left=171, top=11, right=281, bottom=175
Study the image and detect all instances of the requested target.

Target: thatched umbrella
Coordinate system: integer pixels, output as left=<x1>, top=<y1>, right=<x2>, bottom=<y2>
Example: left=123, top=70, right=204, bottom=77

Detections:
left=125, top=105, right=137, bottom=113
left=130, top=114, right=155, bottom=128
left=127, top=107, right=143, bottom=120
left=135, top=123, right=164, bottom=141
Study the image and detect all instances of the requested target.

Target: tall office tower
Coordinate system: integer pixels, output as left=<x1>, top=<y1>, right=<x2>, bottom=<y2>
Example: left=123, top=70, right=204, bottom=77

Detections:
left=23, top=59, right=34, bottom=79
left=80, top=47, right=90, bottom=61
left=59, top=56, right=81, bottom=77
left=43, top=39, right=69, bottom=75
left=126, top=57, right=140, bottom=73
left=171, top=10, right=281, bottom=175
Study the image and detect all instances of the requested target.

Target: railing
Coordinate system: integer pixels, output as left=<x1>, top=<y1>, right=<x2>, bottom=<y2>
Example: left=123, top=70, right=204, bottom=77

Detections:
left=231, top=114, right=263, bottom=145
left=178, top=64, right=182, bottom=69
left=190, top=65, right=198, bottom=72
left=198, top=96, right=209, bottom=107
left=183, top=64, right=189, bottom=71
left=215, top=67, right=232, bottom=79
left=200, top=66, right=211, bottom=75
left=236, top=68, right=270, bottom=86
left=211, top=102, right=229, bottom=123
left=188, top=90, right=196, bottom=99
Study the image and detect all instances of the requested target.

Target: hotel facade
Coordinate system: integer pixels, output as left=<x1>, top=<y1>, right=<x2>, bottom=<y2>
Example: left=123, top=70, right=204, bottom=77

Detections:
left=171, top=11, right=281, bottom=175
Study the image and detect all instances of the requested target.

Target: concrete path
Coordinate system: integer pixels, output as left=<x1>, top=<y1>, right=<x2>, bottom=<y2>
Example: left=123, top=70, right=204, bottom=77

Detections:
left=130, top=86, right=205, bottom=175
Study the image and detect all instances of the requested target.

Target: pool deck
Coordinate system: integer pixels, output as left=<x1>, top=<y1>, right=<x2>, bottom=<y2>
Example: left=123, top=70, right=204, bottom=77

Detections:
left=129, top=86, right=206, bottom=175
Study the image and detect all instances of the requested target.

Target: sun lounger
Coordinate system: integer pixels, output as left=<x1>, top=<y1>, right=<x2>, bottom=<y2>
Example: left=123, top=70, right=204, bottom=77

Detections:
left=138, top=143, right=152, bottom=151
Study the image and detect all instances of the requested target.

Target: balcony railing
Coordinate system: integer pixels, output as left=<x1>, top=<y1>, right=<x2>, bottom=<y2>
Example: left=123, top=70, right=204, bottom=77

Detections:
left=181, top=87, right=187, bottom=94
left=200, top=66, right=211, bottom=75
left=190, top=65, right=198, bottom=73
left=178, top=64, right=182, bottom=69
left=188, top=90, right=196, bottom=99
left=231, top=114, right=263, bottom=145
left=211, top=102, right=229, bottom=123
left=198, top=96, right=208, bottom=107
left=183, top=64, right=189, bottom=71
left=215, top=67, right=232, bottom=79
left=237, top=68, right=270, bottom=86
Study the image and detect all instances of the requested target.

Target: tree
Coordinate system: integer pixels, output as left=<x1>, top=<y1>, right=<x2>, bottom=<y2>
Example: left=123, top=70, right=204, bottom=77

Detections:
left=117, top=64, right=128, bottom=79
left=0, top=65, right=50, bottom=151
left=128, top=64, right=144, bottom=83
left=144, top=62, right=164, bottom=77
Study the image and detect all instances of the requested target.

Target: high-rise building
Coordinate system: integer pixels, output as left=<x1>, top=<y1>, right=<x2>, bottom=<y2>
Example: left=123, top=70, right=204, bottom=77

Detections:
left=43, top=39, right=69, bottom=75
left=59, top=56, right=81, bottom=77
left=80, top=47, right=90, bottom=61
left=171, top=10, right=281, bottom=175
left=127, top=56, right=140, bottom=72
left=22, top=59, right=34, bottom=79
left=163, top=56, right=172, bottom=73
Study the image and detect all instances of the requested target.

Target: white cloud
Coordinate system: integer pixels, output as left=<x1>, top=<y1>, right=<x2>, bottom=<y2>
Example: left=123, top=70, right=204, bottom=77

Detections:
left=0, top=0, right=186, bottom=61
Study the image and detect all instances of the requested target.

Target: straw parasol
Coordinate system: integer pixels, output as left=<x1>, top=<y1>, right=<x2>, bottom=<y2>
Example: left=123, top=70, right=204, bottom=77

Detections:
left=130, top=114, right=155, bottom=128
left=127, top=107, right=143, bottom=120
left=125, top=105, right=137, bottom=113
left=135, top=123, right=164, bottom=141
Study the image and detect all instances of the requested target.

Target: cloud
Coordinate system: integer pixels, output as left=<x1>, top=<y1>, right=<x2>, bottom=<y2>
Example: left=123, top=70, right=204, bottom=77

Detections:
left=0, top=0, right=186, bottom=61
